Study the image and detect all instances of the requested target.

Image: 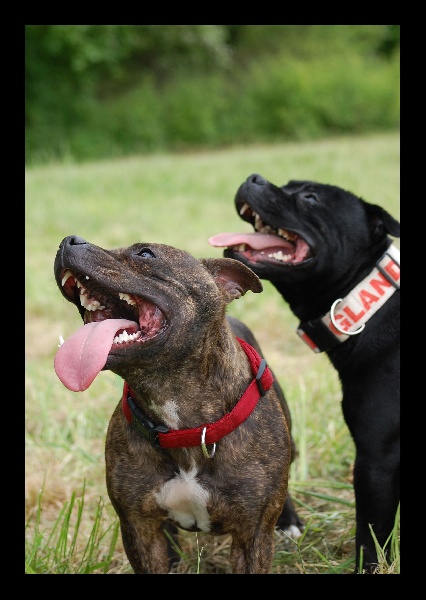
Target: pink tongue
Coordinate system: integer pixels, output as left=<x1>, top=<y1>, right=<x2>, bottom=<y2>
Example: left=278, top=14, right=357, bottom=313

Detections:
left=54, top=319, right=138, bottom=392
left=208, top=232, right=290, bottom=250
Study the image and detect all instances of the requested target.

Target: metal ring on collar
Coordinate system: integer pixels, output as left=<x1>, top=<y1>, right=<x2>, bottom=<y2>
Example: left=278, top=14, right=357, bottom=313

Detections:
left=330, top=298, right=365, bottom=335
left=201, top=427, right=216, bottom=459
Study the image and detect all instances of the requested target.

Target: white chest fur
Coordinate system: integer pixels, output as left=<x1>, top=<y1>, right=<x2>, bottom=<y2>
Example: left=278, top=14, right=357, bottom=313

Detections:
left=155, top=466, right=211, bottom=532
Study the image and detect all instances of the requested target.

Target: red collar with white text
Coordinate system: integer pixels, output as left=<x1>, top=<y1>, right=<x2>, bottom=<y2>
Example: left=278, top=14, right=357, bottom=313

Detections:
left=297, top=243, right=400, bottom=353
left=121, top=337, right=274, bottom=449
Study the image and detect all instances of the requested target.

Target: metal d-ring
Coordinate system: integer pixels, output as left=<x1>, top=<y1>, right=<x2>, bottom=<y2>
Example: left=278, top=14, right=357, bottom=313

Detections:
left=330, top=298, right=365, bottom=335
left=201, top=427, right=216, bottom=459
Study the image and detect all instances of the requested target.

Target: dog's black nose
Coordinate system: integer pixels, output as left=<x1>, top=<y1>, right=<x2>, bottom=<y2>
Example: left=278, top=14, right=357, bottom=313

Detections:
left=61, top=235, right=88, bottom=248
left=248, top=173, right=267, bottom=187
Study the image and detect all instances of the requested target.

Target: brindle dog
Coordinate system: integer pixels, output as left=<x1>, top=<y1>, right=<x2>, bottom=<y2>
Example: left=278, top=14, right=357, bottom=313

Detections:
left=53, top=235, right=302, bottom=574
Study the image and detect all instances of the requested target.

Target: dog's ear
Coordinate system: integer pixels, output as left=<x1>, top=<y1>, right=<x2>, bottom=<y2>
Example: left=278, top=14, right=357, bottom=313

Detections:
left=201, top=258, right=263, bottom=302
left=365, top=202, right=400, bottom=239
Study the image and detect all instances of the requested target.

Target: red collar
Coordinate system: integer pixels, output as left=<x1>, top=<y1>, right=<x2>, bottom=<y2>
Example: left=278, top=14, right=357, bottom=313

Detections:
left=121, top=337, right=274, bottom=449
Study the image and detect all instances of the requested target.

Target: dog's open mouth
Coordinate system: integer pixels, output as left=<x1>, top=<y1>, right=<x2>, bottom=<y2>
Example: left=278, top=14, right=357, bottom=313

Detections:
left=54, top=269, right=167, bottom=393
left=209, top=202, right=312, bottom=266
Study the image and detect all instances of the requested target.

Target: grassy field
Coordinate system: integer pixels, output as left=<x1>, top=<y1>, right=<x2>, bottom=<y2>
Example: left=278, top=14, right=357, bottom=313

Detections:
left=25, top=132, right=400, bottom=574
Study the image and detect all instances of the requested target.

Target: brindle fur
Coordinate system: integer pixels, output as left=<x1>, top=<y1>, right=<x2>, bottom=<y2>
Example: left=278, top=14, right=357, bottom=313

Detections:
left=54, top=236, right=301, bottom=574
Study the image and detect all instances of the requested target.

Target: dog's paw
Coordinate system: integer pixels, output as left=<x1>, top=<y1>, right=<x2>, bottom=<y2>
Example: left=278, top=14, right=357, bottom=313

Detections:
left=275, top=523, right=303, bottom=545
left=285, top=524, right=303, bottom=539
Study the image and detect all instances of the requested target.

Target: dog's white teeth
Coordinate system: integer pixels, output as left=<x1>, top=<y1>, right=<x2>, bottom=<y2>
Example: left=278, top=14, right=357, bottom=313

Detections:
left=278, top=228, right=297, bottom=241
left=115, top=330, right=128, bottom=344
left=119, top=293, right=136, bottom=306
left=89, top=300, right=104, bottom=310
left=114, top=330, right=139, bottom=344
left=268, top=251, right=292, bottom=262
left=62, top=269, right=105, bottom=311
left=254, top=213, right=264, bottom=229
left=239, top=202, right=250, bottom=216
left=79, top=293, right=105, bottom=311
left=58, top=334, right=65, bottom=347
left=61, top=270, right=74, bottom=287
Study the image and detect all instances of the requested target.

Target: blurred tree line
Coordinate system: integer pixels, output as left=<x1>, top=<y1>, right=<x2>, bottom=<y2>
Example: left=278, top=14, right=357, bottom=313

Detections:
left=25, top=25, right=400, bottom=165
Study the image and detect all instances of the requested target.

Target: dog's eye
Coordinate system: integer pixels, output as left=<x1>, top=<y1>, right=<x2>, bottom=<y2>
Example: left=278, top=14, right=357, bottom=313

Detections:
left=300, top=192, right=319, bottom=205
left=136, top=248, right=156, bottom=258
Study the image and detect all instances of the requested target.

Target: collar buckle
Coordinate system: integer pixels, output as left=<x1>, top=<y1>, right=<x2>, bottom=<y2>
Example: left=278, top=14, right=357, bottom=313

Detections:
left=126, top=393, right=169, bottom=447
left=255, top=359, right=268, bottom=396
left=121, top=337, right=274, bottom=449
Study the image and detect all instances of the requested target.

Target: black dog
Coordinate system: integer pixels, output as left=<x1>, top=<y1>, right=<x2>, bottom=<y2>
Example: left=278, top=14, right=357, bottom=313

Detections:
left=209, top=174, right=400, bottom=574
left=53, top=236, right=302, bottom=574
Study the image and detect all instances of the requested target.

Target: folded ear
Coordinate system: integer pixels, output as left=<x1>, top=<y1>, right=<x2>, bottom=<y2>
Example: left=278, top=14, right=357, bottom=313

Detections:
left=364, top=202, right=400, bottom=239
left=201, top=258, right=263, bottom=303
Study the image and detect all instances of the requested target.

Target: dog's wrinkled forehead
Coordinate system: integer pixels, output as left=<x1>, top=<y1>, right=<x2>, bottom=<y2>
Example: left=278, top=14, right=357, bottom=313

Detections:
left=282, top=180, right=339, bottom=195
left=281, top=180, right=362, bottom=207
left=122, top=242, right=196, bottom=262
left=57, top=238, right=218, bottom=297
left=283, top=180, right=315, bottom=191
left=116, top=242, right=205, bottom=273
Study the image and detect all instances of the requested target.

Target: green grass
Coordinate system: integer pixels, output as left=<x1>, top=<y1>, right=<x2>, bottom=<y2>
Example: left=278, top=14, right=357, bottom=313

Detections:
left=25, top=483, right=121, bottom=574
left=25, top=132, right=400, bottom=574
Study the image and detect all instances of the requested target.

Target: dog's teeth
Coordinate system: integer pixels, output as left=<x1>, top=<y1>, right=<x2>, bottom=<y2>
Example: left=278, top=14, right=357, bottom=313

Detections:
left=278, top=228, right=297, bottom=241
left=254, top=213, right=264, bottom=229
left=58, top=334, right=65, bottom=347
left=61, top=270, right=74, bottom=287
left=239, top=202, right=250, bottom=216
left=236, top=244, right=246, bottom=251
left=116, top=330, right=129, bottom=344
left=79, top=293, right=105, bottom=311
left=89, top=300, right=104, bottom=310
left=113, top=330, right=139, bottom=344
left=268, top=251, right=292, bottom=262
left=87, top=301, right=105, bottom=311
left=119, top=293, right=137, bottom=306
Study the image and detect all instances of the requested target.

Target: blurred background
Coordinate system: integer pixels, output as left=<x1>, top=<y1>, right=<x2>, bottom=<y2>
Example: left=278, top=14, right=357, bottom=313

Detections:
left=25, top=25, right=400, bottom=166
left=25, top=25, right=400, bottom=573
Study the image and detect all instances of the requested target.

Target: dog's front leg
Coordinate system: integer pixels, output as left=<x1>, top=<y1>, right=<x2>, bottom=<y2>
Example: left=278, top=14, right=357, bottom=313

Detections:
left=119, top=516, right=171, bottom=574
left=230, top=527, right=276, bottom=574
left=353, top=452, right=400, bottom=574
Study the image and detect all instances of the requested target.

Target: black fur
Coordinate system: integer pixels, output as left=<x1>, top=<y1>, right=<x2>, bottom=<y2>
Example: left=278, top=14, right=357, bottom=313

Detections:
left=213, top=174, right=400, bottom=574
